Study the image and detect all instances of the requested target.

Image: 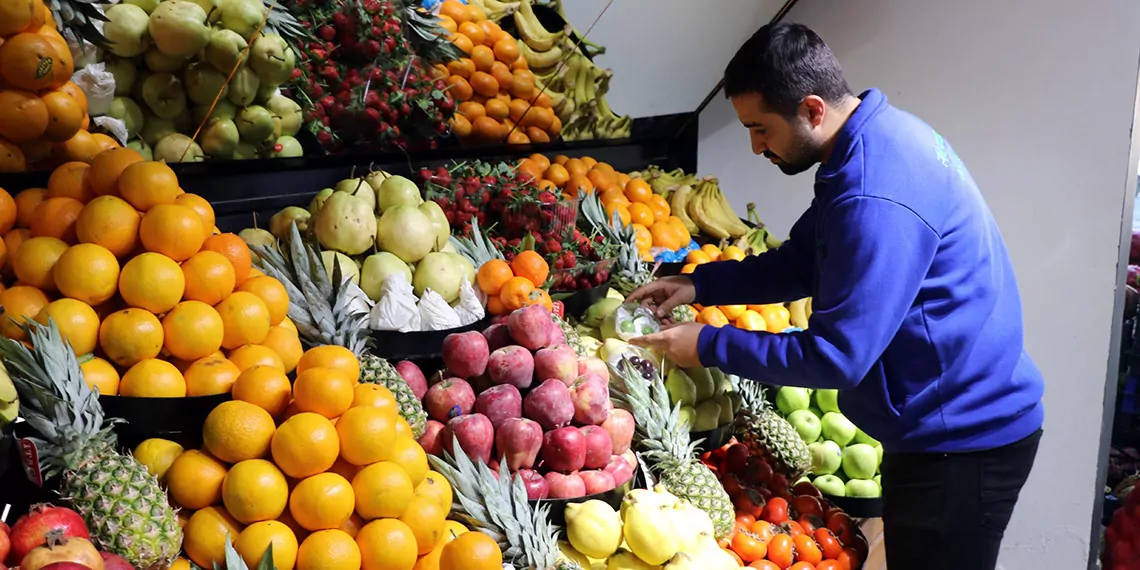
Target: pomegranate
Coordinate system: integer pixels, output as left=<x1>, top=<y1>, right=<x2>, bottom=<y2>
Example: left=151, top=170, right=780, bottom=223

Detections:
left=20, top=532, right=103, bottom=570
left=9, top=505, right=90, bottom=563
left=98, top=551, right=132, bottom=570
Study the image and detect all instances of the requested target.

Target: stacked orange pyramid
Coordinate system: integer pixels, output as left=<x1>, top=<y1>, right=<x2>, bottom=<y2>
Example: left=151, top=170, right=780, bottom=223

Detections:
left=0, top=147, right=302, bottom=398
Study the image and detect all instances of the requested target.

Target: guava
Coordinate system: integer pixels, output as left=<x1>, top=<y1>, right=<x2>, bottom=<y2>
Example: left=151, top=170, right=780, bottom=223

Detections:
left=192, top=100, right=237, bottom=124
left=309, top=188, right=333, bottom=213
left=105, top=57, right=138, bottom=96
left=148, top=1, right=210, bottom=58
left=360, top=252, right=413, bottom=301
left=269, top=206, right=310, bottom=238
left=107, top=97, right=145, bottom=138
left=820, top=412, right=857, bottom=447
left=205, top=28, right=247, bottom=74
left=313, top=192, right=377, bottom=256
left=235, top=105, right=275, bottom=144
left=334, top=177, right=376, bottom=213
left=787, top=409, right=822, bottom=443
left=775, top=386, right=811, bottom=415
left=154, top=133, right=204, bottom=162
left=445, top=252, right=475, bottom=286
left=140, top=113, right=176, bottom=146
left=142, top=73, right=188, bottom=120
left=321, top=251, right=360, bottom=285
left=104, top=4, right=152, bottom=57
left=226, top=65, right=260, bottom=106
left=183, top=62, right=228, bottom=105
left=418, top=200, right=450, bottom=250
left=249, top=33, right=295, bottom=85
left=144, top=48, right=187, bottom=73
left=268, top=135, right=303, bottom=158
left=813, top=474, right=846, bottom=497
left=199, top=118, right=239, bottom=158
left=124, top=0, right=160, bottom=14
left=809, top=440, right=843, bottom=475
left=377, top=174, right=423, bottom=211
left=220, top=0, right=266, bottom=41
left=232, top=141, right=258, bottom=159
left=376, top=205, right=435, bottom=263
left=127, top=138, right=153, bottom=160
left=265, top=95, right=301, bottom=136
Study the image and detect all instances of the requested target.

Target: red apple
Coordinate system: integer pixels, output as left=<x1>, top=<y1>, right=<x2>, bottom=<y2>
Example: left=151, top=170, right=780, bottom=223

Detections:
left=604, top=455, right=636, bottom=487
left=482, top=323, right=514, bottom=351
left=487, top=345, right=535, bottom=389
left=424, top=377, right=476, bottom=423
left=523, top=379, right=574, bottom=430
left=442, top=331, right=490, bottom=379
left=533, top=345, right=578, bottom=387
left=417, top=419, right=446, bottom=455
left=542, top=427, right=586, bottom=473
left=507, top=304, right=556, bottom=350
left=577, top=357, right=609, bottom=382
left=579, top=425, right=614, bottom=470
left=395, top=360, right=429, bottom=399
left=100, top=551, right=134, bottom=570
left=39, top=564, right=95, bottom=570
left=496, top=418, right=543, bottom=471
left=570, top=373, right=612, bottom=426
left=518, top=469, right=549, bottom=500
left=601, top=409, right=635, bottom=455
left=580, top=470, right=617, bottom=495
left=475, top=384, right=522, bottom=429
left=544, top=471, right=586, bottom=499
left=443, top=413, right=495, bottom=464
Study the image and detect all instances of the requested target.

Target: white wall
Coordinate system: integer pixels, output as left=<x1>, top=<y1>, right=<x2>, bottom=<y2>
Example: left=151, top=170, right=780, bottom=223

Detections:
left=699, top=1, right=1140, bottom=567
left=559, top=0, right=786, bottom=117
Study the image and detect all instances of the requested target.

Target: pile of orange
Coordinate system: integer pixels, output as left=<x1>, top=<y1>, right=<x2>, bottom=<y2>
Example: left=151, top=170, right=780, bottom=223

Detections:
left=0, top=0, right=110, bottom=173
left=435, top=0, right=561, bottom=146
left=475, top=250, right=552, bottom=315
left=0, top=147, right=301, bottom=400
left=516, top=153, right=691, bottom=259
left=150, top=344, right=501, bottom=570
left=693, top=301, right=791, bottom=332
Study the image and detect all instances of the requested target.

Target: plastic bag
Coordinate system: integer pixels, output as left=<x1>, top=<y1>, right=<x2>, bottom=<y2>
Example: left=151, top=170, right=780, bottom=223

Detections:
left=71, top=62, right=116, bottom=116
left=92, top=116, right=129, bottom=145
left=454, top=278, right=485, bottom=326
left=63, top=25, right=102, bottom=69
left=369, top=274, right=420, bottom=332
left=420, top=289, right=462, bottom=331
left=344, top=278, right=374, bottom=316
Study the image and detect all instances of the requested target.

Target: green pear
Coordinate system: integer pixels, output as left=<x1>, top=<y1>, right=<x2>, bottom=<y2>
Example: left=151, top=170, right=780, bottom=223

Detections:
left=664, top=368, right=697, bottom=407
left=141, top=73, right=187, bottom=120
left=148, top=1, right=210, bottom=58
left=107, top=97, right=145, bottom=138
left=199, top=118, right=239, bottom=158
left=105, top=57, right=138, bottom=95
left=104, top=4, right=151, bottom=58
left=154, top=133, right=204, bottom=163
left=184, top=62, right=228, bottom=105
left=205, top=28, right=247, bottom=73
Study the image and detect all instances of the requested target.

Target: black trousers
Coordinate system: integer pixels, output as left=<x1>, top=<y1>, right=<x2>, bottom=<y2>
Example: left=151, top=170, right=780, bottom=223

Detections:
left=881, top=429, right=1042, bottom=570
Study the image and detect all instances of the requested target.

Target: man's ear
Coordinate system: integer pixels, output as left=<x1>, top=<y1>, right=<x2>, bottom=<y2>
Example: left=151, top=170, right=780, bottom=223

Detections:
left=801, top=95, right=827, bottom=128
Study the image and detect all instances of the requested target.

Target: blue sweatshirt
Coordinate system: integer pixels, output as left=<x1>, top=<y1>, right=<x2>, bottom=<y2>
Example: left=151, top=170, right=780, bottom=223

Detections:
left=691, top=89, right=1044, bottom=454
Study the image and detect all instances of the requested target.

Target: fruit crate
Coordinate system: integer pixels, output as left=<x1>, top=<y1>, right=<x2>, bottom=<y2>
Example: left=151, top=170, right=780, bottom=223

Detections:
left=501, top=195, right=581, bottom=243
left=548, top=257, right=614, bottom=295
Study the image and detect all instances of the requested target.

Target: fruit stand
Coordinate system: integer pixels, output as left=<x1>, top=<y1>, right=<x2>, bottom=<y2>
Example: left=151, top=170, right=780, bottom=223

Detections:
left=0, top=0, right=882, bottom=568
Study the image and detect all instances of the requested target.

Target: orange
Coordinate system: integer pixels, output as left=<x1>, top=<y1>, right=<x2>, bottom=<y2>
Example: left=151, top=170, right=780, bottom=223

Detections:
left=759, top=304, right=792, bottom=332
left=92, top=133, right=118, bottom=152
left=628, top=202, right=655, bottom=227
left=509, top=250, right=549, bottom=288
left=46, top=161, right=93, bottom=202
left=648, top=194, right=671, bottom=221
left=296, top=530, right=360, bottom=570
left=0, top=0, right=34, bottom=36
left=40, top=90, right=82, bottom=143
left=57, top=129, right=101, bottom=163
left=181, top=250, right=236, bottom=305
left=603, top=202, right=631, bottom=227
left=414, top=471, right=454, bottom=512
left=564, top=174, right=594, bottom=196
left=335, top=405, right=397, bottom=465
left=0, top=139, right=27, bottom=173
left=450, top=33, right=473, bottom=55
left=260, top=325, right=303, bottom=373
left=735, top=310, right=767, bottom=332
left=232, top=364, right=292, bottom=418
left=543, top=163, right=569, bottom=187
left=271, top=412, right=340, bottom=479
left=388, top=436, right=428, bottom=486
left=293, top=367, right=355, bottom=420
left=469, top=71, right=499, bottom=98
left=34, top=298, right=99, bottom=354
left=14, top=187, right=45, bottom=228
left=685, top=249, right=711, bottom=264
left=228, top=344, right=285, bottom=371
left=498, top=276, right=534, bottom=311
left=649, top=221, right=681, bottom=251
left=492, top=37, right=519, bottom=64
left=119, top=358, right=186, bottom=397
left=296, top=345, right=360, bottom=382
left=79, top=355, right=119, bottom=395
left=202, top=399, right=276, bottom=463
left=236, top=276, right=288, bottom=325
left=174, top=193, right=216, bottom=230
left=183, top=354, right=242, bottom=396
left=457, top=21, right=485, bottom=45
left=30, top=196, right=82, bottom=243
left=0, top=34, right=59, bottom=91
left=438, top=530, right=502, bottom=570
left=700, top=243, right=722, bottom=261
left=234, top=521, right=298, bottom=570
left=357, top=518, right=417, bottom=570
left=166, top=451, right=229, bottom=511
left=119, top=252, right=185, bottom=314
left=289, top=472, right=355, bottom=531
left=140, top=204, right=206, bottom=262
left=484, top=97, right=509, bottom=121
left=351, top=461, right=413, bottom=520
left=439, top=0, right=470, bottom=24
left=98, top=308, right=164, bottom=367
left=469, top=44, right=494, bottom=73
left=631, top=223, right=651, bottom=252
left=527, top=152, right=550, bottom=171
left=399, top=495, right=447, bottom=555
left=0, top=90, right=48, bottom=143
left=215, top=291, right=271, bottom=349
left=350, top=383, right=398, bottom=416
left=476, top=258, right=513, bottom=296
left=202, top=233, right=252, bottom=283
left=75, top=195, right=140, bottom=257
left=696, top=306, right=729, bottom=328
left=52, top=243, right=119, bottom=305
left=0, top=285, right=50, bottom=340
left=183, top=506, right=242, bottom=568
left=720, top=304, right=747, bottom=321
left=162, top=300, right=224, bottom=361
left=12, top=235, right=68, bottom=290
left=118, top=160, right=179, bottom=211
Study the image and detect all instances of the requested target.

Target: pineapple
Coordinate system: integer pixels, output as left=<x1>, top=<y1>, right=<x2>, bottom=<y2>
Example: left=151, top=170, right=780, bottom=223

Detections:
left=608, top=356, right=735, bottom=539
left=552, top=313, right=586, bottom=356
left=429, top=437, right=585, bottom=570
left=580, top=194, right=650, bottom=296
left=734, top=380, right=812, bottom=481
left=0, top=320, right=181, bottom=569
left=220, top=536, right=274, bottom=570
left=253, top=223, right=427, bottom=438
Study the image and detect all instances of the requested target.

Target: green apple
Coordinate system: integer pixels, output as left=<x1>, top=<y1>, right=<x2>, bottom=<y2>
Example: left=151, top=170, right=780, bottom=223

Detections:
left=845, top=478, right=881, bottom=498
left=809, top=440, right=842, bottom=475
left=776, top=386, right=811, bottom=415
left=841, top=443, right=879, bottom=480
left=815, top=389, right=841, bottom=413
left=808, top=406, right=823, bottom=418
left=875, top=444, right=883, bottom=468
left=874, top=474, right=881, bottom=488
left=853, top=427, right=880, bottom=446
left=813, top=474, right=846, bottom=497
left=821, top=412, right=857, bottom=446
left=787, top=409, right=822, bottom=443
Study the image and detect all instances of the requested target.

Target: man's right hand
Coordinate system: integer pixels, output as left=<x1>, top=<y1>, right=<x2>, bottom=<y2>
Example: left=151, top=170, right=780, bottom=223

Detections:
left=625, top=275, right=697, bottom=318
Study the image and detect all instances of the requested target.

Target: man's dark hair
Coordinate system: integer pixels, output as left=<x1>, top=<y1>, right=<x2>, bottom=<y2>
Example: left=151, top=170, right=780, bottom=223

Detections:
left=724, top=22, right=852, bottom=117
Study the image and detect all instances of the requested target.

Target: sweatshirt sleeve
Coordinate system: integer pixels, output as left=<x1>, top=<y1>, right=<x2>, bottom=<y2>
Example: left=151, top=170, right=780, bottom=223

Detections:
left=688, top=202, right=817, bottom=307
left=696, top=196, right=939, bottom=389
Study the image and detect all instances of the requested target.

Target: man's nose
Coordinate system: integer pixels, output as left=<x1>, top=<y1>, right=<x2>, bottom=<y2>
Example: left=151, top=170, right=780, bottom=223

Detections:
left=751, top=136, right=767, bottom=156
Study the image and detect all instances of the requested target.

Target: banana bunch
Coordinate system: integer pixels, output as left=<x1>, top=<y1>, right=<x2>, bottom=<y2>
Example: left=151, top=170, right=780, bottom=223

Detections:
left=632, top=165, right=701, bottom=199
left=534, top=0, right=606, bottom=59
left=731, top=226, right=772, bottom=256
left=683, top=177, right=750, bottom=239
left=466, top=0, right=520, bottom=22
left=0, top=360, right=18, bottom=427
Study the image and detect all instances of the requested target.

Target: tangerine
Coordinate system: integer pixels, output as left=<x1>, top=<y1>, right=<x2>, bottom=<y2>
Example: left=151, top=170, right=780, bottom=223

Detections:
left=29, top=196, right=82, bottom=242
left=98, top=308, right=164, bottom=367
left=88, top=147, right=144, bottom=196
left=232, top=364, right=292, bottom=418
left=181, top=250, right=236, bottom=305
left=118, top=160, right=180, bottom=211
left=174, top=193, right=216, bottom=229
left=162, top=300, right=224, bottom=361
left=0, top=34, right=59, bottom=91
left=215, top=291, right=271, bottom=349
left=119, top=252, right=185, bottom=314
left=119, top=358, right=186, bottom=397
left=202, top=233, right=252, bottom=283
left=46, top=161, right=93, bottom=202
left=236, top=275, right=288, bottom=325
left=271, top=412, right=340, bottom=479
left=0, top=285, right=49, bottom=340
left=14, top=187, right=45, bottom=229
left=40, top=90, right=82, bottom=143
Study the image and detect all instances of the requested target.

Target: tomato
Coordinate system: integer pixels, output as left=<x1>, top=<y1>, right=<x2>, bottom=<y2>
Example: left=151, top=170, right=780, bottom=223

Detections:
left=766, top=534, right=795, bottom=569
left=736, top=512, right=757, bottom=527
left=785, top=520, right=806, bottom=538
left=732, top=531, right=768, bottom=563
left=724, top=442, right=750, bottom=473
left=723, top=473, right=745, bottom=497
left=751, top=459, right=775, bottom=485
left=792, top=480, right=822, bottom=498
left=789, top=563, right=817, bottom=570
left=749, top=560, right=781, bottom=570
left=834, top=549, right=858, bottom=570
left=793, top=533, right=823, bottom=564
left=735, top=488, right=767, bottom=518
left=798, top=513, right=825, bottom=533
left=762, top=497, right=790, bottom=524
left=826, top=511, right=856, bottom=545
left=750, top=520, right=775, bottom=543
left=792, top=495, right=824, bottom=518
left=814, top=527, right=844, bottom=560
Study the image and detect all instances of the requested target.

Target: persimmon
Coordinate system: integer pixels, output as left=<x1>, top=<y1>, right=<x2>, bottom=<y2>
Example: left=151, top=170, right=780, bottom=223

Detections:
left=816, top=561, right=843, bottom=570
left=826, top=511, right=855, bottom=545
left=734, top=512, right=756, bottom=527
left=509, top=250, right=548, bottom=288
left=762, top=497, right=790, bottom=524
left=793, top=533, right=823, bottom=564
left=498, top=276, right=534, bottom=311
left=814, top=528, right=844, bottom=560
left=730, top=531, right=766, bottom=563
left=765, top=534, right=794, bottom=569
left=447, top=57, right=475, bottom=79
left=834, top=549, right=859, bottom=570
left=732, top=488, right=765, bottom=519
left=470, top=45, right=495, bottom=73
left=748, top=561, right=781, bottom=570
left=476, top=259, right=512, bottom=296
left=789, top=563, right=817, bottom=570
left=446, top=76, right=473, bottom=101
left=469, top=71, right=499, bottom=98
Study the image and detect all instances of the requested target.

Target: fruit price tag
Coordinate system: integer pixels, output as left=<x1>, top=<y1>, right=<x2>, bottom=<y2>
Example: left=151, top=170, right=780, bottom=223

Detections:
left=551, top=300, right=565, bottom=318
left=17, top=438, right=43, bottom=488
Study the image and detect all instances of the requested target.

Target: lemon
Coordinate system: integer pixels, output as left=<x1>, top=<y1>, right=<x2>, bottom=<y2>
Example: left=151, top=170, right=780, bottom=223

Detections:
left=132, top=438, right=184, bottom=482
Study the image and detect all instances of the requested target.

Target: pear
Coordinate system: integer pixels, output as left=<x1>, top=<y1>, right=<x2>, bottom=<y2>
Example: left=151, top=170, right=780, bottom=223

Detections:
left=205, top=28, right=247, bottom=73
left=418, top=200, right=450, bottom=250
left=363, top=168, right=390, bottom=195
left=219, top=0, right=266, bottom=40
left=105, top=57, right=138, bottom=96
left=147, top=1, right=210, bottom=58
left=192, top=100, right=237, bottom=124
left=249, top=33, right=295, bottom=85
left=141, top=73, right=187, bottom=119
left=313, top=192, right=376, bottom=256
left=238, top=228, right=275, bottom=254
left=321, top=251, right=360, bottom=285
left=107, top=97, right=145, bottom=138
left=360, top=252, right=413, bottom=301
left=269, top=135, right=303, bottom=158
left=184, top=62, right=228, bottom=105
left=226, top=65, right=260, bottom=106
left=140, top=113, right=176, bottom=147
left=144, top=49, right=187, bottom=72
left=334, top=177, right=376, bottom=213
left=309, top=188, right=333, bottom=214
left=236, top=105, right=275, bottom=144
left=232, top=141, right=258, bottom=160
left=269, top=206, right=310, bottom=238
left=199, top=118, right=239, bottom=158
left=124, top=0, right=159, bottom=14
left=127, top=138, right=153, bottom=161
left=104, top=4, right=151, bottom=57
left=377, top=175, right=424, bottom=211
left=265, top=95, right=302, bottom=137
left=154, top=133, right=204, bottom=163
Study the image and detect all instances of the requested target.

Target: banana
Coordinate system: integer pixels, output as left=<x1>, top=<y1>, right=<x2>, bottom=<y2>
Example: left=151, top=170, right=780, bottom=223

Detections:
left=538, top=0, right=607, bottom=58
left=687, top=185, right=731, bottom=239
left=517, top=37, right=564, bottom=70
left=481, top=0, right=521, bottom=21
left=788, top=298, right=810, bottom=329
left=705, top=180, right=751, bottom=236
left=695, top=180, right=747, bottom=238
left=514, top=0, right=565, bottom=52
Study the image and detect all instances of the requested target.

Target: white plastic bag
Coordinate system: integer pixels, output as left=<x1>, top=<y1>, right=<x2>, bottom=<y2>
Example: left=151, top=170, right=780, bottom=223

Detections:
left=63, top=25, right=102, bottom=69
left=454, top=278, right=485, bottom=326
left=369, top=274, right=421, bottom=332
left=92, top=116, right=129, bottom=145
left=344, top=279, right=374, bottom=316
left=71, top=62, right=116, bottom=116
left=420, top=289, right=462, bottom=331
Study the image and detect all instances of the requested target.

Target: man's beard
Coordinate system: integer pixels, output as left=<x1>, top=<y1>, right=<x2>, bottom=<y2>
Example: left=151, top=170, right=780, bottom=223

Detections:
left=765, top=125, right=822, bottom=175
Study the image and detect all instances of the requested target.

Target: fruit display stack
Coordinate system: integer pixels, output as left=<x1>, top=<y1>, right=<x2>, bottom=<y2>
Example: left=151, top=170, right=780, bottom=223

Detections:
left=97, top=0, right=308, bottom=162
left=0, top=148, right=301, bottom=399
left=414, top=303, right=640, bottom=500
left=0, top=0, right=102, bottom=173
left=775, top=386, right=884, bottom=500
left=1104, top=484, right=1140, bottom=570
left=1, top=501, right=166, bottom=569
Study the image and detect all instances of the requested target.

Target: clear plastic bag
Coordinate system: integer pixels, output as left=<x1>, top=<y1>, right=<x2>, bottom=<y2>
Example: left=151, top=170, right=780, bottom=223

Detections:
left=369, top=274, right=420, bottom=332
left=71, top=62, right=116, bottom=116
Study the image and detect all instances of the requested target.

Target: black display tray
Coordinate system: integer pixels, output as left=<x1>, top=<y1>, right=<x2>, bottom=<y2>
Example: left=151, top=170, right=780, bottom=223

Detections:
left=535, top=460, right=647, bottom=528
left=99, top=393, right=231, bottom=450
left=556, top=284, right=612, bottom=320
left=691, top=423, right=733, bottom=453
left=370, top=315, right=493, bottom=362
left=824, top=493, right=884, bottom=519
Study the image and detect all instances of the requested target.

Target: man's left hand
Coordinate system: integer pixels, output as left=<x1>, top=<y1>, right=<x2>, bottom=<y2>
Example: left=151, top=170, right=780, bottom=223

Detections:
left=629, top=322, right=707, bottom=368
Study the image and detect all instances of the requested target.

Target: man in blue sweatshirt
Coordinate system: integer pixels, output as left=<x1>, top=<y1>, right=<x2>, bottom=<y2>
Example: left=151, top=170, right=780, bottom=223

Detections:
left=627, top=22, right=1045, bottom=569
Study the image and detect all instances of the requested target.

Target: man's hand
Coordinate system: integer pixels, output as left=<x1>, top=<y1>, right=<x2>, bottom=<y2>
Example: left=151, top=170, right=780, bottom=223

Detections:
left=629, top=322, right=706, bottom=368
left=625, top=275, right=697, bottom=318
